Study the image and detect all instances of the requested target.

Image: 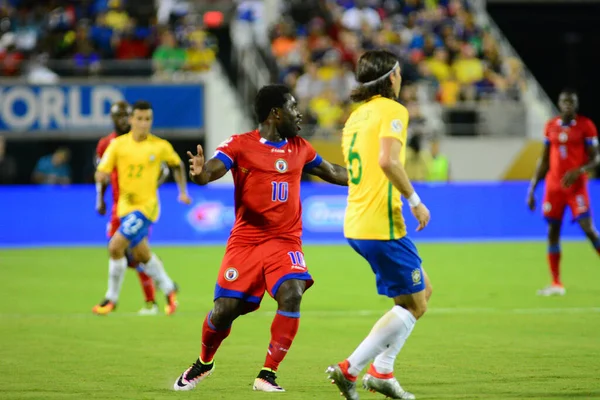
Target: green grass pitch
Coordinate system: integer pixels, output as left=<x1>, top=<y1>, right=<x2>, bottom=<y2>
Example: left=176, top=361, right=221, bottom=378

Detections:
left=1, top=242, right=599, bottom=399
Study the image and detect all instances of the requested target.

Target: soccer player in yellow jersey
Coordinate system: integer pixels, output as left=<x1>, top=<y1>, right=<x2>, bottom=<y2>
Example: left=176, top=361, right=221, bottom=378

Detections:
left=327, top=50, right=432, bottom=400
left=93, top=101, right=192, bottom=316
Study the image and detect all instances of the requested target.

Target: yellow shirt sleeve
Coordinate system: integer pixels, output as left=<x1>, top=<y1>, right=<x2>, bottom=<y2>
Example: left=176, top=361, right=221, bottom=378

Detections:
left=378, top=102, right=409, bottom=144
left=97, top=140, right=117, bottom=173
left=161, top=140, right=182, bottom=167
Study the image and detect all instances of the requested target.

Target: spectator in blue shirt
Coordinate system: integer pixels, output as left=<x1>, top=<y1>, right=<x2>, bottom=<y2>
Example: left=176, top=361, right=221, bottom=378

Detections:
left=32, top=147, right=71, bottom=185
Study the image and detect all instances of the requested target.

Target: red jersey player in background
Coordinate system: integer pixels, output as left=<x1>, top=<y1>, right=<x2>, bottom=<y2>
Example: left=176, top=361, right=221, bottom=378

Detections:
left=174, top=85, right=348, bottom=393
left=95, top=101, right=170, bottom=315
left=527, top=89, right=600, bottom=296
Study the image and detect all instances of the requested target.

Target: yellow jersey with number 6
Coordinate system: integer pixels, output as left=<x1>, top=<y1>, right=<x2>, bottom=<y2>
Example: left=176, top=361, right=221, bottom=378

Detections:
left=341, top=96, right=409, bottom=240
left=97, top=133, right=181, bottom=222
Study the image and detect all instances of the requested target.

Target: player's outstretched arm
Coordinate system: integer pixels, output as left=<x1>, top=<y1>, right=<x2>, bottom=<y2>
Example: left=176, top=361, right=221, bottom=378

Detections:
left=527, top=144, right=550, bottom=210
left=380, top=136, right=430, bottom=231
left=171, top=160, right=192, bottom=204
left=187, top=144, right=228, bottom=185
left=306, top=159, right=349, bottom=186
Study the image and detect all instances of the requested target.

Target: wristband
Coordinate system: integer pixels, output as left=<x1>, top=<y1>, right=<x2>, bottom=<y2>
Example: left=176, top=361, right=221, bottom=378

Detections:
left=408, top=192, right=421, bottom=208
left=95, top=182, right=102, bottom=194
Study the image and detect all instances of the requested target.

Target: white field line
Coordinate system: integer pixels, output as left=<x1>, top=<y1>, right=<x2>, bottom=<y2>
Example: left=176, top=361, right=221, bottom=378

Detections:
left=1, top=307, right=599, bottom=320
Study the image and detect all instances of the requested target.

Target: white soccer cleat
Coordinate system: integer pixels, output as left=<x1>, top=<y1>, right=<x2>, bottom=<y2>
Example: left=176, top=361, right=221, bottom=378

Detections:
left=173, top=360, right=215, bottom=391
left=363, top=371, right=415, bottom=400
left=253, top=369, right=285, bottom=392
left=137, top=302, right=159, bottom=316
left=537, top=285, right=566, bottom=296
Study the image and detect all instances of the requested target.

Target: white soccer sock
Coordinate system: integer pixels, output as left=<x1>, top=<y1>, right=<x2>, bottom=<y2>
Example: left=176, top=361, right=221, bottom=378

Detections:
left=142, top=253, right=175, bottom=294
left=347, top=305, right=416, bottom=377
left=372, top=317, right=416, bottom=374
left=105, top=257, right=127, bottom=303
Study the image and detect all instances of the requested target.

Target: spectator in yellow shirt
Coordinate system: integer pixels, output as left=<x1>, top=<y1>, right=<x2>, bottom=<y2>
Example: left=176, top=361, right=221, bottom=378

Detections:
left=105, top=0, right=129, bottom=32
left=308, top=88, right=345, bottom=130
left=425, top=47, right=451, bottom=83
left=317, top=49, right=343, bottom=82
left=452, top=44, right=483, bottom=84
left=185, top=32, right=216, bottom=72
left=439, top=70, right=461, bottom=106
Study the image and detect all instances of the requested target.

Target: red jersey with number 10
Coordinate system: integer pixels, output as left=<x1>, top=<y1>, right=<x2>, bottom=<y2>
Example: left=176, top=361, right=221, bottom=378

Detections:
left=213, top=130, right=322, bottom=245
left=96, top=132, right=120, bottom=204
left=544, top=115, right=598, bottom=190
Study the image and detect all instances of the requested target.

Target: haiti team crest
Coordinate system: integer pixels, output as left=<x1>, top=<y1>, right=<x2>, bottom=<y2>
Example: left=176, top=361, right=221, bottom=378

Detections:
left=224, top=267, right=239, bottom=281
left=275, top=158, right=288, bottom=173
left=558, top=132, right=568, bottom=143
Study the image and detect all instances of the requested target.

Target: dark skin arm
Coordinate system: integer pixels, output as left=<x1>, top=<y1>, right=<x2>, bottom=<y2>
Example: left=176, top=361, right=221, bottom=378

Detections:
left=561, top=142, right=600, bottom=188
left=306, top=159, right=348, bottom=186
left=527, top=144, right=550, bottom=211
left=187, top=144, right=229, bottom=185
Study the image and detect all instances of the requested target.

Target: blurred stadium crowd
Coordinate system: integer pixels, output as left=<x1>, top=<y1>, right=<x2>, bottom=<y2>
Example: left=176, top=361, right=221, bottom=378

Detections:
left=0, top=0, right=218, bottom=79
left=268, top=0, right=526, bottom=136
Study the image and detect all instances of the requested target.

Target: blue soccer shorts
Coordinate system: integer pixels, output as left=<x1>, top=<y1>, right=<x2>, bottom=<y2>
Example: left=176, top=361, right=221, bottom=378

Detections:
left=118, top=211, right=152, bottom=248
left=347, top=236, right=425, bottom=297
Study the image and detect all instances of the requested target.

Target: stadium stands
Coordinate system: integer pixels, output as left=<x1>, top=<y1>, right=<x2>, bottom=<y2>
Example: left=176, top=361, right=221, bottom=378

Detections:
left=0, top=0, right=218, bottom=78
left=268, top=0, right=527, bottom=137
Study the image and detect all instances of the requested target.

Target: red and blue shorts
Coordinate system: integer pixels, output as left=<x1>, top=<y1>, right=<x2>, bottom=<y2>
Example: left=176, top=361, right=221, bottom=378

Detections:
left=543, top=184, right=591, bottom=224
left=214, top=238, right=314, bottom=311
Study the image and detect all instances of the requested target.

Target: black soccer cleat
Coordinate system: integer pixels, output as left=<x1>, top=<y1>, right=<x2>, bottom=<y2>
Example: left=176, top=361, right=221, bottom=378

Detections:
left=253, top=368, right=285, bottom=392
left=173, top=359, right=215, bottom=391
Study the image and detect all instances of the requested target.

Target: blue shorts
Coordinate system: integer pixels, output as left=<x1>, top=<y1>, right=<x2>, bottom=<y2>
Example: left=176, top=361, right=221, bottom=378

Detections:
left=118, top=211, right=152, bottom=248
left=348, top=236, right=425, bottom=297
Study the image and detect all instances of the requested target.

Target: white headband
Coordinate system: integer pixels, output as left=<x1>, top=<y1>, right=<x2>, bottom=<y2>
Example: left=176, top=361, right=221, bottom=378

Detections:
left=361, top=61, right=399, bottom=86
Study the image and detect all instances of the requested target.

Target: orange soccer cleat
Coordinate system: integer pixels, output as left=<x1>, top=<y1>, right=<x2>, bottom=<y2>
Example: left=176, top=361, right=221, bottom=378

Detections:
left=164, top=284, right=179, bottom=316
left=92, top=299, right=116, bottom=315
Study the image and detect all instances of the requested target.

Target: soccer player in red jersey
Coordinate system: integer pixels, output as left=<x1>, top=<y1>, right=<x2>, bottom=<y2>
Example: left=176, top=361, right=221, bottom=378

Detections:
left=527, top=89, right=600, bottom=296
left=173, top=85, right=348, bottom=392
left=94, top=101, right=171, bottom=315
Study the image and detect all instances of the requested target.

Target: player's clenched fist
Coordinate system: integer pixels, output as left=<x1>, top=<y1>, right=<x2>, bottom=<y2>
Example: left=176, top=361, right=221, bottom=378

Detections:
left=96, top=198, right=107, bottom=216
left=178, top=193, right=192, bottom=205
left=411, top=203, right=430, bottom=232
left=187, top=144, right=205, bottom=177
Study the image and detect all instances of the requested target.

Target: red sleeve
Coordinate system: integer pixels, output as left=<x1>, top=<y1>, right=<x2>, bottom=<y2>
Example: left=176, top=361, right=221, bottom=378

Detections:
left=301, top=138, right=323, bottom=170
left=584, top=119, right=599, bottom=144
left=96, top=137, right=109, bottom=157
left=212, top=135, right=239, bottom=170
left=543, top=121, right=551, bottom=145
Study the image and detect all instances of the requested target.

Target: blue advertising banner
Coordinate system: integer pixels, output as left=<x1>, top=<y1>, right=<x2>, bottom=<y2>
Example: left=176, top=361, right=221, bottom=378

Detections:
left=0, top=182, right=596, bottom=247
left=0, top=83, right=204, bottom=134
